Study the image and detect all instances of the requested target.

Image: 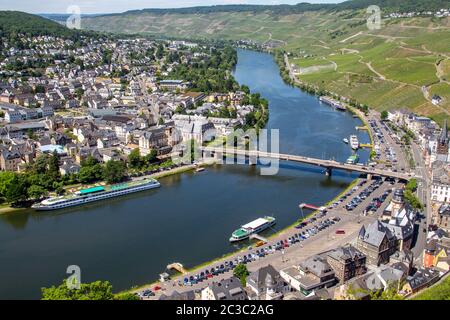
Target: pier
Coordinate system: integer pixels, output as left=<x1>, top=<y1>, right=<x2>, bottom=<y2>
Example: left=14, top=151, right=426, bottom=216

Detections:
left=249, top=234, right=268, bottom=243
left=299, top=203, right=320, bottom=210
left=167, top=262, right=187, bottom=275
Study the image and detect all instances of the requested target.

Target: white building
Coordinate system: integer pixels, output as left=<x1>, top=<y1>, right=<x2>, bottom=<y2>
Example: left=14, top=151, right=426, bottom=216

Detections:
left=431, top=161, right=450, bottom=203
left=5, top=110, right=22, bottom=123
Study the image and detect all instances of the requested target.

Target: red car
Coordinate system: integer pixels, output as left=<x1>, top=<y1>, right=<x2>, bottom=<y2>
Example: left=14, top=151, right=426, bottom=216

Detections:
left=335, top=229, right=345, bottom=235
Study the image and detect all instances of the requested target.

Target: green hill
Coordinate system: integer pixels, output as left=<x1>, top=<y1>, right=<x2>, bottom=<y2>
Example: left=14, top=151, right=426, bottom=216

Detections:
left=0, top=11, right=80, bottom=38
left=96, top=1, right=449, bottom=17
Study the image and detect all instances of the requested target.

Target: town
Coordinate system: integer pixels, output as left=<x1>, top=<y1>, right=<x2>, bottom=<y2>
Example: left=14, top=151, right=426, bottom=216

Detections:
left=0, top=2, right=449, bottom=302
left=0, top=33, right=269, bottom=205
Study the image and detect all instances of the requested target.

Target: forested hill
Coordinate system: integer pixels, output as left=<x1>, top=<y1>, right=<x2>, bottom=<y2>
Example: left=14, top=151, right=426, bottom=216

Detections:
left=0, top=11, right=82, bottom=38
left=102, top=0, right=450, bottom=17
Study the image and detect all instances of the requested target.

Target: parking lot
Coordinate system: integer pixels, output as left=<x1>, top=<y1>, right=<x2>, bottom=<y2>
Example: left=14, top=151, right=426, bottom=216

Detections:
left=136, top=175, right=404, bottom=300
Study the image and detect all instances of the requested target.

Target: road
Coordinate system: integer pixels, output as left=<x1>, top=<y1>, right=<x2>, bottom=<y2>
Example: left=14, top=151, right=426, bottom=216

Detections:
left=410, top=141, right=431, bottom=261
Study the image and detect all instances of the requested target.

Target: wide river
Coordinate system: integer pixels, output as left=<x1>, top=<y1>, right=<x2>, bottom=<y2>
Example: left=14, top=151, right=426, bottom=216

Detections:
left=0, top=49, right=369, bottom=299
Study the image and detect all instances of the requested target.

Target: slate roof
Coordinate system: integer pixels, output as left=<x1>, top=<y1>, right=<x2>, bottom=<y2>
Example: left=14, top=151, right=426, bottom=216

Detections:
left=406, top=268, right=440, bottom=290
left=158, top=290, right=195, bottom=301
left=359, top=220, right=394, bottom=247
left=208, top=277, right=246, bottom=300
left=247, top=264, right=282, bottom=292
left=300, top=255, right=334, bottom=278
left=327, top=245, right=366, bottom=263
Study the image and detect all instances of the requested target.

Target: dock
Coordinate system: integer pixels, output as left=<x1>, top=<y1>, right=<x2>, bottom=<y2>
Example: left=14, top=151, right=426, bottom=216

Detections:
left=356, top=126, right=368, bottom=131
left=299, top=203, right=320, bottom=210
left=359, top=143, right=373, bottom=149
left=167, top=262, right=187, bottom=274
left=249, top=234, right=268, bottom=243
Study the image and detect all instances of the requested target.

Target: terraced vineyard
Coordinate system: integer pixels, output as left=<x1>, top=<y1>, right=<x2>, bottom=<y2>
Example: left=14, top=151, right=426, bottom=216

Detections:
left=83, top=7, right=450, bottom=122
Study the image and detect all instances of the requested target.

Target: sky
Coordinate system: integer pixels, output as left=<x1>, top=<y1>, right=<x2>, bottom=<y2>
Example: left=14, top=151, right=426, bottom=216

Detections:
left=0, top=0, right=343, bottom=14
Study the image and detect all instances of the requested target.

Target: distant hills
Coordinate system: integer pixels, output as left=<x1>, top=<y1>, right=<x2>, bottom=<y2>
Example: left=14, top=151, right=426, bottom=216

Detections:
left=98, top=0, right=450, bottom=17
left=78, top=0, right=450, bottom=121
left=0, top=1, right=448, bottom=121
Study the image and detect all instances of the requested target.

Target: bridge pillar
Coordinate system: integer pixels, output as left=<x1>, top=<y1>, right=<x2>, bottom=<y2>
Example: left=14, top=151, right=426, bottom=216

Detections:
left=214, top=151, right=223, bottom=162
left=248, top=153, right=257, bottom=166
left=325, top=167, right=332, bottom=177
left=367, top=173, right=373, bottom=181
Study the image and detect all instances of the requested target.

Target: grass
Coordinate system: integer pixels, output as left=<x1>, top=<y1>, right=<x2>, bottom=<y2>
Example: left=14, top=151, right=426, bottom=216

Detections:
left=412, top=273, right=450, bottom=300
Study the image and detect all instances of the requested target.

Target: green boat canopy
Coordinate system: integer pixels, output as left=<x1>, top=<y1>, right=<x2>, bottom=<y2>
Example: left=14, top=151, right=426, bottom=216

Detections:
left=79, top=186, right=105, bottom=195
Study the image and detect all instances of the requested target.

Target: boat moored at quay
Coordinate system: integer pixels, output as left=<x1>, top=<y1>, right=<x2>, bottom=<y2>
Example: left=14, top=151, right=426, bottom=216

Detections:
left=319, top=96, right=346, bottom=111
left=349, top=135, right=360, bottom=150
left=229, top=216, right=276, bottom=242
left=32, top=178, right=161, bottom=211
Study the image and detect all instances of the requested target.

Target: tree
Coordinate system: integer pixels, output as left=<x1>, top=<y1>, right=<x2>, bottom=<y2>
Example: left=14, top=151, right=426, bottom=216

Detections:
left=114, top=292, right=140, bottom=300
left=78, top=165, right=103, bottom=184
left=41, top=280, right=114, bottom=300
left=406, top=179, right=417, bottom=192
left=103, top=160, right=126, bottom=184
left=369, top=281, right=404, bottom=300
left=128, top=149, right=142, bottom=169
left=0, top=171, right=17, bottom=199
left=48, top=151, right=60, bottom=179
left=241, top=84, right=250, bottom=94
left=404, top=189, right=423, bottom=210
left=5, top=174, right=28, bottom=204
left=79, top=156, right=103, bottom=183
left=143, top=149, right=158, bottom=164
left=27, top=185, right=47, bottom=200
left=233, top=263, right=249, bottom=286
left=381, top=110, right=388, bottom=121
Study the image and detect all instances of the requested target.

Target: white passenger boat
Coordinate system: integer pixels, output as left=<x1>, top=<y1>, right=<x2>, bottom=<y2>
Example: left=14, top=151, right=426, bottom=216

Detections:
left=229, top=216, right=276, bottom=242
left=349, top=135, right=359, bottom=150
left=32, top=178, right=161, bottom=211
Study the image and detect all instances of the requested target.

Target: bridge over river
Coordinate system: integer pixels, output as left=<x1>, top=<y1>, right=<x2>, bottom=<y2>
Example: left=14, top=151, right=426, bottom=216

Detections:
left=200, top=146, right=415, bottom=181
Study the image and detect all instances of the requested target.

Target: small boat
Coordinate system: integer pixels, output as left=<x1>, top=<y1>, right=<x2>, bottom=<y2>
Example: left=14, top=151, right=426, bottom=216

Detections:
left=346, top=154, right=360, bottom=164
left=195, top=167, right=205, bottom=173
left=349, top=135, right=359, bottom=150
left=343, top=138, right=349, bottom=144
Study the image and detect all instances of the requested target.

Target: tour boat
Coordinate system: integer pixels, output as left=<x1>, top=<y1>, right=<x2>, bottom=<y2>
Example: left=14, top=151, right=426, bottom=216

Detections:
left=229, top=216, right=276, bottom=242
left=349, top=135, right=360, bottom=150
left=32, top=178, right=161, bottom=211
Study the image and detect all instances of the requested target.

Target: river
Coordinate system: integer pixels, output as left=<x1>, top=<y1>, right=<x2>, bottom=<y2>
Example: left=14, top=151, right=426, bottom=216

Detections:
left=0, top=49, right=369, bottom=299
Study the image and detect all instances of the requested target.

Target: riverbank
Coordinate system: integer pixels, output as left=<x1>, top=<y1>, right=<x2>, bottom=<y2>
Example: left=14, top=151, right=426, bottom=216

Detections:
left=0, top=204, right=28, bottom=215
left=0, top=162, right=212, bottom=216
left=122, top=175, right=361, bottom=296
